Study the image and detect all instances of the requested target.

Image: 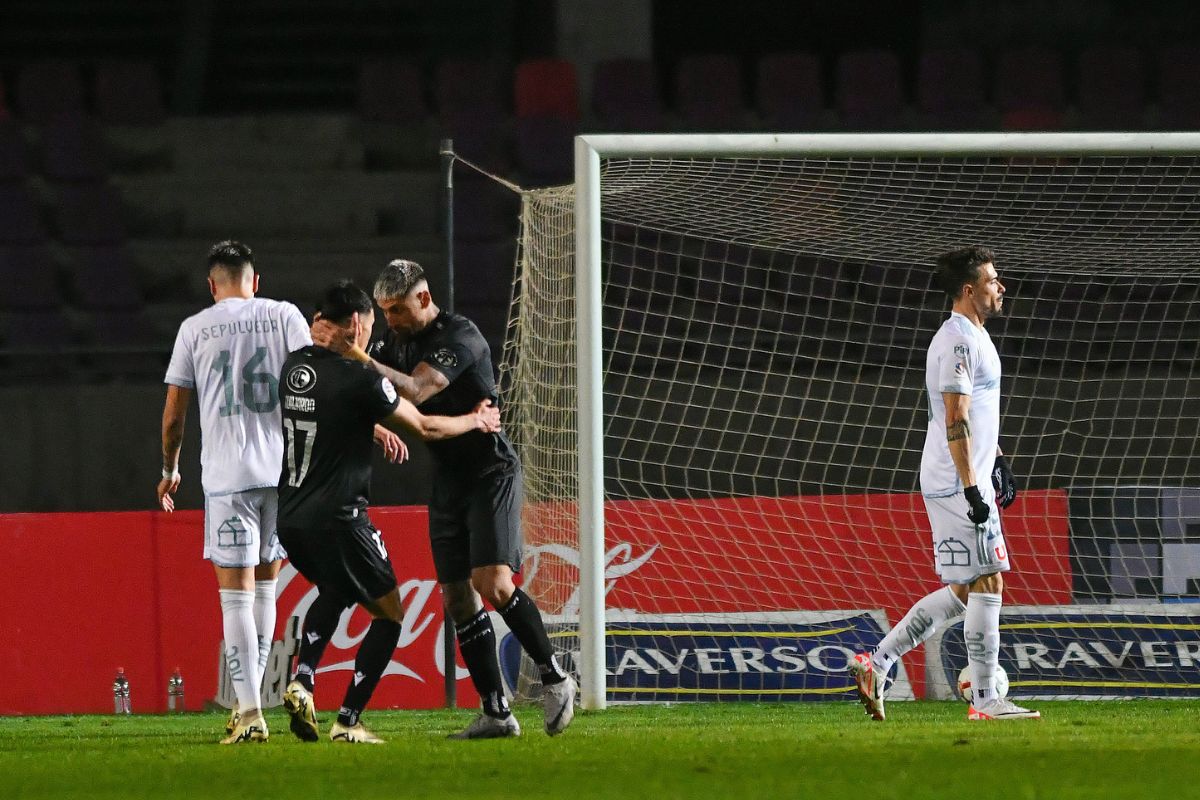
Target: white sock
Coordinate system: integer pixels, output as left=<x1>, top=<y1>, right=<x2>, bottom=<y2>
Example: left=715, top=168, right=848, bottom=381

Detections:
left=219, top=589, right=262, bottom=715
left=964, top=592, right=1003, bottom=703
left=253, top=579, right=278, bottom=679
left=873, top=586, right=965, bottom=676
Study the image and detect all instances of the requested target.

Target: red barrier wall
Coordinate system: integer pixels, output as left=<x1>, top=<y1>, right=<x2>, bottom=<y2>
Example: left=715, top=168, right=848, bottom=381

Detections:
left=0, top=507, right=471, bottom=715
left=0, top=490, right=1070, bottom=714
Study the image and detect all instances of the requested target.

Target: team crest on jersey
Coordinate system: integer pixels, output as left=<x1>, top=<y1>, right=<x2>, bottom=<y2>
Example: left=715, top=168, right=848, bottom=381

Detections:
left=431, top=348, right=457, bottom=368
left=380, top=377, right=397, bottom=402
left=286, top=364, right=317, bottom=394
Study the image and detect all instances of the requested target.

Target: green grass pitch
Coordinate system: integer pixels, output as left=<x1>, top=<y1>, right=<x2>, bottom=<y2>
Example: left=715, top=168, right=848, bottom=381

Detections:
left=3, top=701, right=1199, bottom=799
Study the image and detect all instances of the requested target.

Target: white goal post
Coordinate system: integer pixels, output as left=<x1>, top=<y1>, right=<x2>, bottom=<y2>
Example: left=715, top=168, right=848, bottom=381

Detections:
left=557, top=132, right=1200, bottom=711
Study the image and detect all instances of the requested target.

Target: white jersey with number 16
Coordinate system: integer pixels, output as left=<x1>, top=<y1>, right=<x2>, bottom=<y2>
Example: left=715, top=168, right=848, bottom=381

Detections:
left=165, top=296, right=311, bottom=496
left=920, top=311, right=1001, bottom=499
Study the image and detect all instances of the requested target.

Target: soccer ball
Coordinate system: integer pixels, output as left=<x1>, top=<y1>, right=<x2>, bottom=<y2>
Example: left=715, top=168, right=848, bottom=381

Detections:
left=957, top=665, right=1009, bottom=702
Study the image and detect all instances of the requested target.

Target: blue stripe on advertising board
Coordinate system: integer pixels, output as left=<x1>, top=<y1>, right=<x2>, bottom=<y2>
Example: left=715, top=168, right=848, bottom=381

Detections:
left=932, top=606, right=1200, bottom=699
left=499, top=610, right=908, bottom=703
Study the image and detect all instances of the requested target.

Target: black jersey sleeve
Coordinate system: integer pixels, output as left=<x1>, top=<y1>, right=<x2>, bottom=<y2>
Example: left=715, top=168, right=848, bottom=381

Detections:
left=362, top=371, right=402, bottom=422
left=423, top=323, right=485, bottom=383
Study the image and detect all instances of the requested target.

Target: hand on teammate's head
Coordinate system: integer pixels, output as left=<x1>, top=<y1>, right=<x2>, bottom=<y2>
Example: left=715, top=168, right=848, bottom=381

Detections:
left=311, top=316, right=354, bottom=355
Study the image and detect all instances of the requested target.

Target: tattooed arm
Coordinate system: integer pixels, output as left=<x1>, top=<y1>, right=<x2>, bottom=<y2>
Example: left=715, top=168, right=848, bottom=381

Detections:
left=943, top=392, right=976, bottom=490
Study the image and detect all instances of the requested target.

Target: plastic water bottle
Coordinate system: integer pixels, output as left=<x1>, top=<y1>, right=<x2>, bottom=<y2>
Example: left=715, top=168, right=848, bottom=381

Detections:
left=112, top=668, right=131, bottom=714
left=167, top=669, right=185, bottom=713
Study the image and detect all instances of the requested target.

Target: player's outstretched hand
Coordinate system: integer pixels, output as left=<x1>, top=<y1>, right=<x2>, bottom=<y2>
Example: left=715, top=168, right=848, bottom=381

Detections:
left=991, top=454, right=1018, bottom=508
left=473, top=399, right=502, bottom=432
left=157, top=472, right=180, bottom=512
left=963, top=485, right=989, bottom=525
left=310, top=314, right=354, bottom=355
left=373, top=424, right=409, bottom=464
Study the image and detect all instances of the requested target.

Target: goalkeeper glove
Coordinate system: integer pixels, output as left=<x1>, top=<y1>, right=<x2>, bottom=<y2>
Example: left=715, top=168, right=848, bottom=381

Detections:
left=991, top=454, right=1018, bottom=509
left=963, top=485, right=990, bottom=525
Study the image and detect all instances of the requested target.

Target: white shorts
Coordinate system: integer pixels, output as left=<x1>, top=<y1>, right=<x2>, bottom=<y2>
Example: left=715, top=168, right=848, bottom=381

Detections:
left=204, top=487, right=286, bottom=568
left=923, top=488, right=1010, bottom=584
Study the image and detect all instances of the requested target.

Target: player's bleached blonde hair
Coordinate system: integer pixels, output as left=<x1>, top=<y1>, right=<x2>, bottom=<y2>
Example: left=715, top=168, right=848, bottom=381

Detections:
left=373, top=259, right=426, bottom=301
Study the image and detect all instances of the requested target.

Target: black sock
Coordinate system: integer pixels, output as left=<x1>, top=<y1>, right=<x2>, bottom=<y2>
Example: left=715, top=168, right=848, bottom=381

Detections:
left=455, top=609, right=510, bottom=718
left=337, top=618, right=402, bottom=727
left=496, top=588, right=567, bottom=685
left=294, top=592, right=346, bottom=693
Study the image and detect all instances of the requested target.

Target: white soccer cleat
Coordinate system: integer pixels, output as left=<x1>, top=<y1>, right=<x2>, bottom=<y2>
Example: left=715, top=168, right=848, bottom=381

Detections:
left=542, top=675, right=577, bottom=736
left=968, top=697, right=1041, bottom=721
left=220, top=712, right=268, bottom=744
left=448, top=713, right=522, bottom=740
left=848, top=652, right=886, bottom=721
left=282, top=681, right=320, bottom=742
left=329, top=720, right=385, bottom=744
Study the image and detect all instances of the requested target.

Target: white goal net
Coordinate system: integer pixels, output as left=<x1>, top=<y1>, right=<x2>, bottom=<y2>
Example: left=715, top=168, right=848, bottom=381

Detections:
left=498, top=134, right=1200, bottom=708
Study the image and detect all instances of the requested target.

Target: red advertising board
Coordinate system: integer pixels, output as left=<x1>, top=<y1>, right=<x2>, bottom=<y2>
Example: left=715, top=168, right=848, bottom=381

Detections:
left=0, top=507, right=475, bottom=715
left=0, top=489, right=1070, bottom=713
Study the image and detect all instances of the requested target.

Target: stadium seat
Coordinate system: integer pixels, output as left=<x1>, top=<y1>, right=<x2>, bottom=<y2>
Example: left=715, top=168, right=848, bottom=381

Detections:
left=514, top=115, right=575, bottom=186
left=452, top=174, right=518, bottom=241
left=917, top=49, right=988, bottom=129
left=836, top=50, right=905, bottom=130
left=53, top=184, right=127, bottom=245
left=756, top=52, right=824, bottom=130
left=1157, top=46, right=1200, bottom=128
left=1000, top=107, right=1065, bottom=131
left=0, top=119, right=30, bottom=180
left=0, top=184, right=45, bottom=244
left=0, top=309, right=76, bottom=382
left=0, top=244, right=62, bottom=310
left=453, top=240, right=517, bottom=309
left=675, top=54, right=745, bottom=130
left=42, top=114, right=109, bottom=182
left=514, top=58, right=578, bottom=121
left=994, top=47, right=1064, bottom=116
left=358, top=58, right=428, bottom=123
left=15, top=60, right=85, bottom=125
left=435, top=58, right=508, bottom=120
left=65, top=245, right=143, bottom=310
left=94, top=61, right=167, bottom=126
left=442, top=107, right=511, bottom=171
left=593, top=58, right=666, bottom=131
left=1078, top=46, right=1146, bottom=130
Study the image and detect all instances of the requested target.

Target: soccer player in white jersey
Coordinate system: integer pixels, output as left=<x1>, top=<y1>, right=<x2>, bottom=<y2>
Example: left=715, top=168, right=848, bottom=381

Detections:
left=157, top=241, right=313, bottom=743
left=850, top=246, right=1039, bottom=721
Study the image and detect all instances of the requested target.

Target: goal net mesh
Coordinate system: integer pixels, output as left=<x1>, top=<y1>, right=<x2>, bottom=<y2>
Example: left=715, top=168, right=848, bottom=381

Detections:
left=499, top=154, right=1200, bottom=703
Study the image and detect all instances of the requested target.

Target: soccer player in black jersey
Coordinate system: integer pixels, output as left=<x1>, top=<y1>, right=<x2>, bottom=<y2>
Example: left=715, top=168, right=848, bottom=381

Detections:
left=277, top=280, right=500, bottom=744
left=315, top=259, right=577, bottom=739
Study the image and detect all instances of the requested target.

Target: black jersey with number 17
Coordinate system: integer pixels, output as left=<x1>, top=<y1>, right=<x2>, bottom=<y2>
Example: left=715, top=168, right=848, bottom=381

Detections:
left=367, top=310, right=518, bottom=476
left=277, top=345, right=400, bottom=530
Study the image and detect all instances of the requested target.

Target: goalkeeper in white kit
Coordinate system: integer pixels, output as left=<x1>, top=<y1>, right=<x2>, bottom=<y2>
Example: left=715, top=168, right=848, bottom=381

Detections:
left=850, top=246, right=1040, bottom=721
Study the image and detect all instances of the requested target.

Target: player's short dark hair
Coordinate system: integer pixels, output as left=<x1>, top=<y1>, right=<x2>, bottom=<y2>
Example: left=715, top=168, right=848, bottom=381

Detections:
left=933, top=246, right=995, bottom=299
left=207, top=240, right=254, bottom=279
left=317, top=280, right=373, bottom=324
left=373, top=259, right=426, bottom=301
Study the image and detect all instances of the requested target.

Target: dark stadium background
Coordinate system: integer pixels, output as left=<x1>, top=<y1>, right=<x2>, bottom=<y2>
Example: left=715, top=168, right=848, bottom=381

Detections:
left=1, top=0, right=1198, bottom=513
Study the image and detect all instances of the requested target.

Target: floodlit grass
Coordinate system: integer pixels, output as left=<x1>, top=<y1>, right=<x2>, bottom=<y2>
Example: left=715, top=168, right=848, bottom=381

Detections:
left=2, top=701, right=1198, bottom=799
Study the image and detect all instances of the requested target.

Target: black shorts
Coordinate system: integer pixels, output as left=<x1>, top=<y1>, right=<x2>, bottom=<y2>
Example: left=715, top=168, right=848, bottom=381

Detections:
left=428, top=465, right=523, bottom=584
left=278, top=522, right=398, bottom=606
